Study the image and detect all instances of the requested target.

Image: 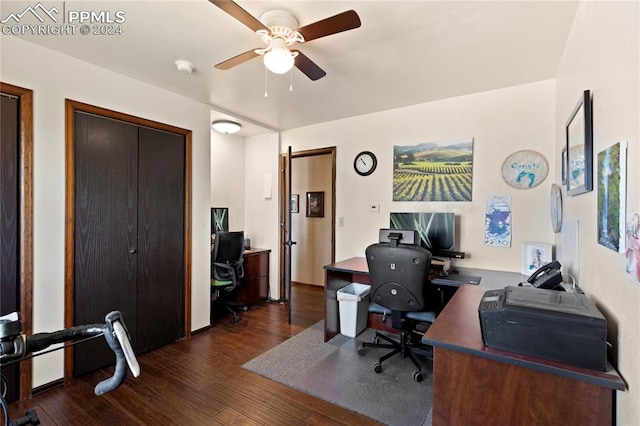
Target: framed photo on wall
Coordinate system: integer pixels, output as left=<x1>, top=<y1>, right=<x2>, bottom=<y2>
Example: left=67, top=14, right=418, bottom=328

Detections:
left=291, top=194, right=299, bottom=213
left=306, top=191, right=324, bottom=217
left=521, top=242, right=552, bottom=276
left=211, top=207, right=229, bottom=233
left=566, top=90, right=593, bottom=196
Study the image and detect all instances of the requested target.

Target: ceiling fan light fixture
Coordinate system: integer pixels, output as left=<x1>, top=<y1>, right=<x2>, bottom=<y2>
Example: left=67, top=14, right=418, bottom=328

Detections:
left=263, top=38, right=295, bottom=74
left=212, top=120, right=241, bottom=134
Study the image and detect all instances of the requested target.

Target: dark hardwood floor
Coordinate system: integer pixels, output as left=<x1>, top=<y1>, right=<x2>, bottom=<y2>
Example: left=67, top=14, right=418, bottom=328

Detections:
left=6, top=284, right=381, bottom=425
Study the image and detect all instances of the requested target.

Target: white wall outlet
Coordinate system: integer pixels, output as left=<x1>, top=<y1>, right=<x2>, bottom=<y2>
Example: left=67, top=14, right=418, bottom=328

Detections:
left=369, top=203, right=380, bottom=212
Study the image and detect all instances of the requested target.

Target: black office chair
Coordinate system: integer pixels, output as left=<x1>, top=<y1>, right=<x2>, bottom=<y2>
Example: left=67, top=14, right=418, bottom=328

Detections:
left=357, top=229, right=435, bottom=382
left=211, top=231, right=247, bottom=323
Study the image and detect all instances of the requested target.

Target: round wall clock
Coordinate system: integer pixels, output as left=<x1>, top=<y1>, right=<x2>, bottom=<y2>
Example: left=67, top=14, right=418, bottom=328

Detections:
left=354, top=151, right=377, bottom=176
left=550, top=183, right=563, bottom=233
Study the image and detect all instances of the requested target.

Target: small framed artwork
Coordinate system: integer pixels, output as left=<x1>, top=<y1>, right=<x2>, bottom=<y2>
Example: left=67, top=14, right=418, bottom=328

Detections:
left=290, top=194, right=299, bottom=213
left=211, top=207, right=229, bottom=233
left=566, top=90, right=593, bottom=196
left=561, top=146, right=567, bottom=185
left=522, top=242, right=553, bottom=275
left=306, top=191, right=324, bottom=217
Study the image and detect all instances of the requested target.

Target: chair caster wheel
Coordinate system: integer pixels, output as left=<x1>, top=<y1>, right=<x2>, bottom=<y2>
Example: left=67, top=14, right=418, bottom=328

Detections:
left=374, top=363, right=382, bottom=373
left=413, top=371, right=423, bottom=382
left=357, top=347, right=365, bottom=356
left=233, top=316, right=240, bottom=323
left=241, top=306, right=249, bottom=312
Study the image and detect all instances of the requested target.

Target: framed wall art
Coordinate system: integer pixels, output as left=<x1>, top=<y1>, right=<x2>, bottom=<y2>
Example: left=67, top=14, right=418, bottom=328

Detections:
left=290, top=194, right=299, bottom=213
left=522, top=242, right=553, bottom=275
left=306, top=191, right=324, bottom=217
left=597, top=141, right=627, bottom=253
left=566, top=90, right=593, bottom=196
left=211, top=207, right=229, bottom=233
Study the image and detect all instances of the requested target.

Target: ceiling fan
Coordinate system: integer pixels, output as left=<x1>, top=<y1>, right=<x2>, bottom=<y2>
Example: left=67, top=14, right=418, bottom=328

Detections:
left=210, top=0, right=361, bottom=81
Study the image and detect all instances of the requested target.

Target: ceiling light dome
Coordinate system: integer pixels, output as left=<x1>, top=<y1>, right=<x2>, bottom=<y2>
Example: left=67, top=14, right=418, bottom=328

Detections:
left=211, top=120, right=241, bottom=134
left=263, top=38, right=295, bottom=74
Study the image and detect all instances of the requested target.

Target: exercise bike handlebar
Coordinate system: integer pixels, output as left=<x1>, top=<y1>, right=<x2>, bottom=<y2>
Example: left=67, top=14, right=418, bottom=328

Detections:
left=0, top=311, right=140, bottom=396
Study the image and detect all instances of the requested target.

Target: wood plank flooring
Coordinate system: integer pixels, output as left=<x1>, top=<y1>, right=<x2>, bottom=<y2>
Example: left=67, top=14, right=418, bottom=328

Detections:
left=6, top=284, right=381, bottom=425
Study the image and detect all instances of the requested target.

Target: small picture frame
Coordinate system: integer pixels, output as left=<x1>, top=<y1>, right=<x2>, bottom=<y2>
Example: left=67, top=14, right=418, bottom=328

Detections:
left=306, top=191, right=324, bottom=217
left=522, top=242, right=553, bottom=275
left=290, top=194, right=299, bottom=213
left=211, top=207, right=228, bottom=233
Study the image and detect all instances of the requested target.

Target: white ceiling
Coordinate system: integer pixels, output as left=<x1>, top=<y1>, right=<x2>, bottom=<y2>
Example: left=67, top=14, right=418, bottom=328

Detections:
left=5, top=1, right=578, bottom=136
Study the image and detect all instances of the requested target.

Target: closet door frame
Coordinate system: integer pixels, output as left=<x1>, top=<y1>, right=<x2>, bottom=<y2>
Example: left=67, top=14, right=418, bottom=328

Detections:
left=64, top=99, right=192, bottom=384
left=0, top=82, right=34, bottom=400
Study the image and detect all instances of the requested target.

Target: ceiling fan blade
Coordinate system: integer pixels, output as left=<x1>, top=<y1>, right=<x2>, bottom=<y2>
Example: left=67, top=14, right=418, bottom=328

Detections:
left=215, top=49, right=260, bottom=70
left=209, top=0, right=267, bottom=33
left=297, top=10, right=361, bottom=42
left=293, top=51, right=326, bottom=81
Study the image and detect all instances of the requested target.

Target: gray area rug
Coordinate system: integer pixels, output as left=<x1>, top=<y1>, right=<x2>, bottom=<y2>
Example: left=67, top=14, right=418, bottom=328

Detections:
left=242, top=321, right=433, bottom=426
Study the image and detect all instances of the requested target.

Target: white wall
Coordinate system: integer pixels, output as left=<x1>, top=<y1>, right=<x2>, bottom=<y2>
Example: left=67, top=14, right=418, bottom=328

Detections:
left=282, top=80, right=557, bottom=273
left=1, top=36, right=212, bottom=387
left=210, top=128, right=246, bottom=232
left=244, top=133, right=280, bottom=299
left=555, top=2, right=639, bottom=424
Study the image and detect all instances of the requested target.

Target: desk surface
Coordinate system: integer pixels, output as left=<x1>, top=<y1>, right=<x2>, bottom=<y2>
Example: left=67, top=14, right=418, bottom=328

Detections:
left=423, top=284, right=625, bottom=390
left=324, top=257, right=527, bottom=288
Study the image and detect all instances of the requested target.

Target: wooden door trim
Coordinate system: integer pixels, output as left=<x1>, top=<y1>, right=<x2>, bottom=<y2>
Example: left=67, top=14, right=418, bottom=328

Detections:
left=1, top=82, right=34, bottom=400
left=64, top=99, right=192, bottom=383
left=279, top=146, right=336, bottom=299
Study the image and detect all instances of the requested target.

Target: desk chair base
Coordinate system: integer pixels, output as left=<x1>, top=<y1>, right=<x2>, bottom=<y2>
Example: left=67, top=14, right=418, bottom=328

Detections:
left=211, top=280, right=248, bottom=323
left=215, top=299, right=248, bottom=323
left=358, top=329, right=432, bottom=382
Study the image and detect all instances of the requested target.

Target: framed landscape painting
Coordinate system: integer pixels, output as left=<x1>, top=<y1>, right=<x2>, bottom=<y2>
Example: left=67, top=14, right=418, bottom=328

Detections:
left=597, top=141, right=627, bottom=253
left=393, top=138, right=473, bottom=201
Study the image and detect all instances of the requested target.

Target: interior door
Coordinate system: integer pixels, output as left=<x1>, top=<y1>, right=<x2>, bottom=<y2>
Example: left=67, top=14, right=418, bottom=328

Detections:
left=73, top=112, right=139, bottom=375
left=1, top=93, right=20, bottom=401
left=283, top=146, right=294, bottom=323
left=136, top=127, right=185, bottom=353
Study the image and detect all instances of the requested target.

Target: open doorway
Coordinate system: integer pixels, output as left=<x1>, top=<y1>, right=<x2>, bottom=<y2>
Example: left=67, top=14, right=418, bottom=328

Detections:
left=279, top=147, right=336, bottom=310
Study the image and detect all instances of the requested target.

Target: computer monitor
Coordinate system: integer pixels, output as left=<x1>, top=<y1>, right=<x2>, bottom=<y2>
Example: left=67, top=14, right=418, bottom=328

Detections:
left=390, top=212, right=462, bottom=258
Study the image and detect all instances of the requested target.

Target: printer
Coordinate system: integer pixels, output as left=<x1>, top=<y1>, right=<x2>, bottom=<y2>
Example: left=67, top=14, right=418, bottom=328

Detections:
left=478, top=286, right=607, bottom=371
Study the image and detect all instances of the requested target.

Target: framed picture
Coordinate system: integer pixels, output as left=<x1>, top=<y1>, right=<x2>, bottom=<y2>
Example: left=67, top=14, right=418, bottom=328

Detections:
left=522, top=242, right=553, bottom=276
left=561, top=146, right=567, bottom=185
left=290, top=194, right=299, bottom=213
left=597, top=141, right=627, bottom=253
left=211, top=207, right=228, bottom=233
left=306, top=191, right=324, bottom=217
left=566, top=90, right=593, bottom=196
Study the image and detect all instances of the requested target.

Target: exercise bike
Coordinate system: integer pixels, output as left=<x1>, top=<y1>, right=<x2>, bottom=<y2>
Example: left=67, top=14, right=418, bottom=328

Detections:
left=0, top=311, right=140, bottom=426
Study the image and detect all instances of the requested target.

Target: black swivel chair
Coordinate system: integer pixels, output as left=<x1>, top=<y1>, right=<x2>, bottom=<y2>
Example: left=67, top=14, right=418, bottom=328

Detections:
left=357, top=229, right=435, bottom=382
left=211, top=231, right=247, bottom=323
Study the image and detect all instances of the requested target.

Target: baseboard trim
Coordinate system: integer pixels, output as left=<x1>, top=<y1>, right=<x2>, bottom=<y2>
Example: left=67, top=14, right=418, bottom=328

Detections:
left=191, top=324, right=212, bottom=335
left=32, top=378, right=64, bottom=396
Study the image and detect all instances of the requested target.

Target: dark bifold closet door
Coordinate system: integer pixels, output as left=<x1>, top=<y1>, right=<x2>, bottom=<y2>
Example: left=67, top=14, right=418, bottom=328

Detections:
left=136, top=127, right=185, bottom=352
left=73, top=112, right=185, bottom=376
left=1, top=93, right=20, bottom=401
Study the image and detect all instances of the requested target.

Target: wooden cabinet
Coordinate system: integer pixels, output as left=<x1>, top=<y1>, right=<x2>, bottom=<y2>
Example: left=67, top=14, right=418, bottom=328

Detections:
left=235, top=249, right=270, bottom=305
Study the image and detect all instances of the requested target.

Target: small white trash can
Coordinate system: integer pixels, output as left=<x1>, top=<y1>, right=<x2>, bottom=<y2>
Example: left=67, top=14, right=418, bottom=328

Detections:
left=337, top=283, right=371, bottom=338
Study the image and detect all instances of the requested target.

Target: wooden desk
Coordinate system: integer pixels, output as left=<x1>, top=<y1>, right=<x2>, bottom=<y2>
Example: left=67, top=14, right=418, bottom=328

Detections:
left=323, top=257, right=510, bottom=342
left=235, top=248, right=270, bottom=305
left=423, top=284, right=625, bottom=426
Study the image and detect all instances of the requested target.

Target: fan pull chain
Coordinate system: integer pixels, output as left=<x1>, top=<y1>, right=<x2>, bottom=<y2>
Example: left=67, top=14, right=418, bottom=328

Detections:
left=264, top=66, right=268, bottom=97
left=289, top=68, right=294, bottom=92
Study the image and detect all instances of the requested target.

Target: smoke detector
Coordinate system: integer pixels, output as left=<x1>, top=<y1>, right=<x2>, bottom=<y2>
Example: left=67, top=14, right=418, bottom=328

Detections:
left=175, top=60, right=195, bottom=74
